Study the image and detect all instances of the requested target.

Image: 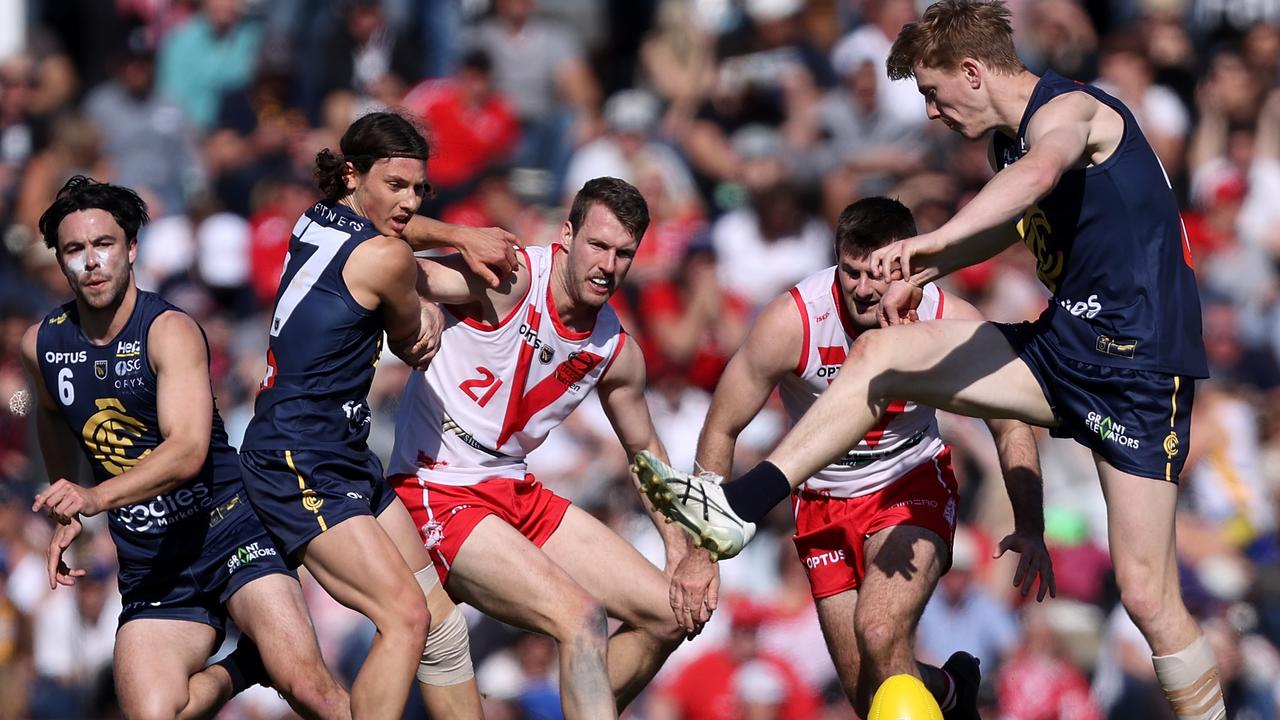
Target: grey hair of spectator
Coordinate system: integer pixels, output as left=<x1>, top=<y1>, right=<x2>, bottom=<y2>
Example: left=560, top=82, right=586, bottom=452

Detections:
left=314, top=111, right=431, bottom=201
left=834, top=196, right=917, bottom=259
left=38, top=175, right=149, bottom=250
left=567, top=177, right=651, bottom=243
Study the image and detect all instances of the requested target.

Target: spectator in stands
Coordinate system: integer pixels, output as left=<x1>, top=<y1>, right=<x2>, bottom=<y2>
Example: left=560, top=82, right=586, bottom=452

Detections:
left=403, top=47, right=519, bottom=213
left=156, top=0, right=262, bottom=130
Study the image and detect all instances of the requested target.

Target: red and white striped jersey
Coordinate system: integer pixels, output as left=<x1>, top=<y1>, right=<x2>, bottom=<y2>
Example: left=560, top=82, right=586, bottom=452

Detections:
left=388, top=244, right=628, bottom=486
left=777, top=267, right=948, bottom=498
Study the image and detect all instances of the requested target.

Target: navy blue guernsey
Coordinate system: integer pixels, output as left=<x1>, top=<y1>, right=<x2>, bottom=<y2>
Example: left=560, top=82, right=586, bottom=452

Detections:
left=35, top=291, right=243, bottom=563
left=992, top=70, right=1208, bottom=378
left=242, top=201, right=384, bottom=456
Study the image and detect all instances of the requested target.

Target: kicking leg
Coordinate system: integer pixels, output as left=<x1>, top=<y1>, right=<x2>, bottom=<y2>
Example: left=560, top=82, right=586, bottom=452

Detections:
left=227, top=574, right=350, bottom=720
left=540, top=505, right=685, bottom=709
left=447, top=515, right=614, bottom=720
left=635, top=321, right=1054, bottom=557
left=377, top=497, right=483, bottom=719
left=300, top=515, right=431, bottom=720
left=1098, top=460, right=1224, bottom=720
left=114, top=619, right=219, bottom=720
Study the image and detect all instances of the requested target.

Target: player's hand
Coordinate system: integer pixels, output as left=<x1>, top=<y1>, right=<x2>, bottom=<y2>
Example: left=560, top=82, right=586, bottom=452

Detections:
left=869, top=233, right=946, bottom=284
left=403, top=302, right=445, bottom=371
left=451, top=225, right=521, bottom=288
left=46, top=516, right=86, bottom=590
left=668, top=547, right=720, bottom=636
left=877, top=280, right=924, bottom=327
left=33, top=479, right=104, bottom=523
left=995, top=529, right=1057, bottom=602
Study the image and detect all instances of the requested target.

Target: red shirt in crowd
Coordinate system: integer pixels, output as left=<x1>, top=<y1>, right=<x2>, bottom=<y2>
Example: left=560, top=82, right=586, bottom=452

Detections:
left=402, top=79, right=518, bottom=189
left=655, top=649, right=821, bottom=720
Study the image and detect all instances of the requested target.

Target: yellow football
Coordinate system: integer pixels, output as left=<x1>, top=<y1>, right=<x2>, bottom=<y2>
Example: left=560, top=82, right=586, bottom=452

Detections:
left=868, top=674, right=944, bottom=720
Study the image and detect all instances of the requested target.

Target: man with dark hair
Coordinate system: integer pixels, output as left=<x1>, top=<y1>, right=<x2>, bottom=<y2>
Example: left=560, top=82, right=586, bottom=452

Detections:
left=388, top=177, right=712, bottom=719
left=20, top=176, right=349, bottom=719
left=679, top=197, right=1052, bottom=718
left=636, top=2, right=1223, bottom=719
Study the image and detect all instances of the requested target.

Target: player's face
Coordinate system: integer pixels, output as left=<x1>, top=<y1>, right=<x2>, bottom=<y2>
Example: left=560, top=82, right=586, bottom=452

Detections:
left=838, top=251, right=889, bottom=328
left=915, top=63, right=991, bottom=140
left=55, top=209, right=136, bottom=310
left=561, top=203, right=639, bottom=309
left=345, top=156, right=428, bottom=238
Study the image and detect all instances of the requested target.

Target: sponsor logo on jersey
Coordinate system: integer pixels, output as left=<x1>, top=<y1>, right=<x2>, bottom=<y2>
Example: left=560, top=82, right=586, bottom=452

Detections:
left=94, top=360, right=108, bottom=379
left=1058, top=294, right=1103, bottom=319
left=44, top=350, right=86, bottom=364
left=115, top=358, right=143, bottom=377
left=342, top=400, right=371, bottom=428
left=539, top=345, right=555, bottom=364
left=82, top=398, right=153, bottom=475
left=48, top=312, right=68, bottom=326
left=554, top=351, right=603, bottom=387
left=226, top=541, right=278, bottom=574
left=112, top=482, right=213, bottom=533
left=115, top=340, right=142, bottom=358
left=1086, top=411, right=1141, bottom=450
left=804, top=549, right=846, bottom=569
left=816, top=346, right=846, bottom=381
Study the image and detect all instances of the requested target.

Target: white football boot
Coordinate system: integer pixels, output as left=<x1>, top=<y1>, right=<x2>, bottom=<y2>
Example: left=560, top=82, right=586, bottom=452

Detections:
left=632, top=451, right=756, bottom=560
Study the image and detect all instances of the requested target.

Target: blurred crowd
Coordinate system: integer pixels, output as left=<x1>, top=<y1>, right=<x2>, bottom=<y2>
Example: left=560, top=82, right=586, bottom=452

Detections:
left=1, top=0, right=1279, bottom=718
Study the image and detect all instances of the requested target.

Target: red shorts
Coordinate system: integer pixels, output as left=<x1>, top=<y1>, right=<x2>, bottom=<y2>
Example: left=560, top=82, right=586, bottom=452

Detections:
left=389, top=473, right=571, bottom=585
left=792, top=450, right=958, bottom=600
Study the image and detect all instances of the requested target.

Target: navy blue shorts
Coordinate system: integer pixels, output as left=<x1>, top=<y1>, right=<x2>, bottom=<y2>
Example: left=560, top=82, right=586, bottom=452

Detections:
left=117, top=493, right=293, bottom=634
left=239, top=448, right=395, bottom=565
left=995, top=321, right=1196, bottom=483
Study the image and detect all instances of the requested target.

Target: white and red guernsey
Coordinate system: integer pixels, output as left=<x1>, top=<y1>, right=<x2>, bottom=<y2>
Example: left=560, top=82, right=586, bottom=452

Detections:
left=778, top=267, right=948, bottom=498
left=389, top=244, right=628, bottom=486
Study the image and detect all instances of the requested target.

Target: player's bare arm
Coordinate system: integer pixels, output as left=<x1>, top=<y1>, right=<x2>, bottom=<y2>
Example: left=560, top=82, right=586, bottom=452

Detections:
left=598, top=339, right=719, bottom=632
left=941, top=293, right=1055, bottom=600
left=403, top=215, right=520, bottom=288
left=695, top=292, right=803, bottom=479
left=415, top=250, right=530, bottom=326
left=346, top=235, right=435, bottom=369
left=21, top=323, right=90, bottom=588
left=31, top=311, right=215, bottom=523
left=871, top=92, right=1109, bottom=288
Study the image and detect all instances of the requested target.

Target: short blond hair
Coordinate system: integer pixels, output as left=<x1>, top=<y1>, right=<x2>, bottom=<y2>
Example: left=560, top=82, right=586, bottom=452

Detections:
left=887, top=0, right=1025, bottom=80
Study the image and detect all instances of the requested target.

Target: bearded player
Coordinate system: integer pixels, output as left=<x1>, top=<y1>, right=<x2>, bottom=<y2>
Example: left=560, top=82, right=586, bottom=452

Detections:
left=389, top=177, right=714, bottom=720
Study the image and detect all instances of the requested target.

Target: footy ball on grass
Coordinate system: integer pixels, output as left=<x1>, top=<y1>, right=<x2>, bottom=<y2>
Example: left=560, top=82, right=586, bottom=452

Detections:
left=868, top=674, right=943, bottom=720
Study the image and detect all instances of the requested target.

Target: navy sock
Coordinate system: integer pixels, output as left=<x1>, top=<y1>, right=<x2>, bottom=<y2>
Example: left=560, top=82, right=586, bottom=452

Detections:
left=722, top=462, right=791, bottom=523
left=216, top=635, right=267, bottom=695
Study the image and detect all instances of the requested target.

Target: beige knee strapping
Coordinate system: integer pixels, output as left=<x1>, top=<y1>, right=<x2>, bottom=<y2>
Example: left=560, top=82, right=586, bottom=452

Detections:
left=417, top=607, right=474, bottom=686
left=1152, top=634, right=1226, bottom=720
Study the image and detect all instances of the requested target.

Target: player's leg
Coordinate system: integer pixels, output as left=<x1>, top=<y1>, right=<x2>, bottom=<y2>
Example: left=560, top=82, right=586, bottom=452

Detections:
left=226, top=574, right=350, bottom=720
left=300, top=515, right=431, bottom=720
left=769, top=320, right=1054, bottom=488
left=814, top=589, right=862, bottom=708
left=1098, top=459, right=1225, bottom=720
left=376, top=496, right=483, bottom=720
left=851, top=525, right=948, bottom=716
left=446, top=515, right=616, bottom=720
left=539, top=504, right=686, bottom=709
left=635, top=321, right=1054, bottom=557
left=113, top=619, right=219, bottom=720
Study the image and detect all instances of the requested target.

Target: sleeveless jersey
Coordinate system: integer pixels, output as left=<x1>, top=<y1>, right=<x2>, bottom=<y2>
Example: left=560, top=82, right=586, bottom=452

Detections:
left=35, top=291, right=242, bottom=563
left=388, top=244, right=627, bottom=486
left=243, top=201, right=385, bottom=456
left=777, top=268, right=947, bottom=498
left=992, top=70, right=1208, bottom=378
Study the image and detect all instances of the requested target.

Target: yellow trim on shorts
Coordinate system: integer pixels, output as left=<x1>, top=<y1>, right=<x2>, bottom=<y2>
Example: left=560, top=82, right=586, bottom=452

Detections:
left=1165, top=376, right=1180, bottom=483
left=285, top=450, right=328, bottom=531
